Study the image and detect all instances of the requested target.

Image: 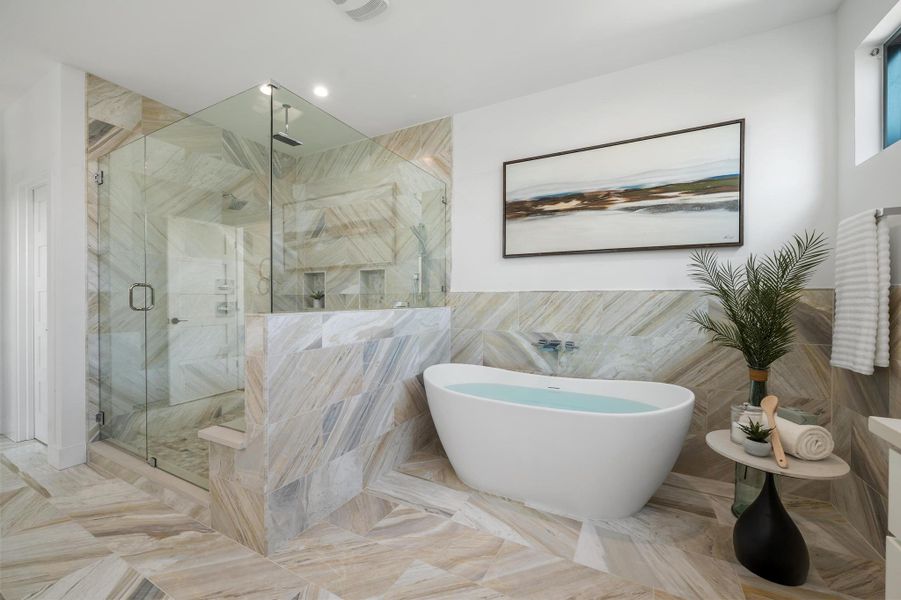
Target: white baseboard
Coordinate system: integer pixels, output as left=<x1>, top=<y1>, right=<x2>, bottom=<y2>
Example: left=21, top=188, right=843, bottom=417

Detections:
left=47, top=441, right=87, bottom=469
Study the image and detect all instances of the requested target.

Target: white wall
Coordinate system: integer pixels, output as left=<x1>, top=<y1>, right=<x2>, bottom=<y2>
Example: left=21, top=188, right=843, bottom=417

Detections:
left=837, top=0, right=901, bottom=283
left=1, top=64, right=87, bottom=468
left=452, top=16, right=837, bottom=292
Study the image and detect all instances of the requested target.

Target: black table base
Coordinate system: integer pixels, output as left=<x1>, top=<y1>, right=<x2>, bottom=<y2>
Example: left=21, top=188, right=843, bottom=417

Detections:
left=733, top=472, right=810, bottom=586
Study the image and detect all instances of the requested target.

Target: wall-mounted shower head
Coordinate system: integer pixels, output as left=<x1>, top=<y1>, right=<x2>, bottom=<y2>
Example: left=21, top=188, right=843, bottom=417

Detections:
left=223, top=192, right=248, bottom=211
left=273, top=103, right=303, bottom=147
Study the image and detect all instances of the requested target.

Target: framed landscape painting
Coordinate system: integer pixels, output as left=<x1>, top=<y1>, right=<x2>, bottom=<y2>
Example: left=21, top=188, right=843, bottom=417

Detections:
left=502, top=119, right=744, bottom=257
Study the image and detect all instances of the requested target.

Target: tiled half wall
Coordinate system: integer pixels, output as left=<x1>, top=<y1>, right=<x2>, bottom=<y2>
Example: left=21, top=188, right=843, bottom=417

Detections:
left=208, top=307, right=450, bottom=554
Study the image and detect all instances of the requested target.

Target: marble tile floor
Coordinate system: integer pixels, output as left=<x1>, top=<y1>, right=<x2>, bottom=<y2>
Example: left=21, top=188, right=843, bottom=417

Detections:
left=0, top=435, right=885, bottom=600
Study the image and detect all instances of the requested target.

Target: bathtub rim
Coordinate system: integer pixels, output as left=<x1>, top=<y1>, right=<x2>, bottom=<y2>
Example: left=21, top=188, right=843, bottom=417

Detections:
left=424, top=363, right=694, bottom=418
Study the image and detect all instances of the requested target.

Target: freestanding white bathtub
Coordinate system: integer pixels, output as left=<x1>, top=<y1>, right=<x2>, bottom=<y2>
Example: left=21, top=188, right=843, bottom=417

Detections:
left=424, top=363, right=694, bottom=520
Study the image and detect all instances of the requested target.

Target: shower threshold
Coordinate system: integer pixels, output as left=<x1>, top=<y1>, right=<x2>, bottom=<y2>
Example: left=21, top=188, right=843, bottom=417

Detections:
left=88, top=440, right=211, bottom=525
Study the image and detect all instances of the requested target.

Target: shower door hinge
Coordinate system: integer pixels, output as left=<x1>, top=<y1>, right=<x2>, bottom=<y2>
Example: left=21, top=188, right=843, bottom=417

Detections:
left=95, top=411, right=105, bottom=426
left=147, top=457, right=157, bottom=468
left=93, top=170, right=104, bottom=185
left=441, top=285, right=447, bottom=292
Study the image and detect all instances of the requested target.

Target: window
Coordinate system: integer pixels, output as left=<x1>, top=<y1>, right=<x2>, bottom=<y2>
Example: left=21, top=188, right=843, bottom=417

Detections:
left=885, top=25, right=901, bottom=148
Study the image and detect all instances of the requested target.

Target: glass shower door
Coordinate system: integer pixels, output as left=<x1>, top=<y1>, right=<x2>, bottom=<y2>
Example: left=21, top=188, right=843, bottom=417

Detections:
left=98, top=139, right=150, bottom=459
left=141, top=91, right=269, bottom=488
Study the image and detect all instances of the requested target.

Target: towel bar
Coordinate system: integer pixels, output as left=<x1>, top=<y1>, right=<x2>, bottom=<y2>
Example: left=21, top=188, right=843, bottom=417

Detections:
left=877, top=207, right=901, bottom=219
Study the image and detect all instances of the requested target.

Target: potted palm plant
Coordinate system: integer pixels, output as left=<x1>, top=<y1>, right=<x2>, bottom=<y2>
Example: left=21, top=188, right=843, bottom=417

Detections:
left=687, top=230, right=828, bottom=514
left=687, top=231, right=829, bottom=407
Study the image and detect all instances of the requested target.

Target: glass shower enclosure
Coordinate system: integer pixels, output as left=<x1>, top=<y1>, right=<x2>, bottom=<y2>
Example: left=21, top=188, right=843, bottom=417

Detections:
left=97, top=83, right=447, bottom=488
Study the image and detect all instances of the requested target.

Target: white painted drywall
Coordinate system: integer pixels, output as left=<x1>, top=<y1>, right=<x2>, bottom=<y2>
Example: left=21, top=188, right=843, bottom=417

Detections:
left=0, top=64, right=86, bottom=467
left=837, top=0, right=901, bottom=284
left=452, top=16, right=837, bottom=291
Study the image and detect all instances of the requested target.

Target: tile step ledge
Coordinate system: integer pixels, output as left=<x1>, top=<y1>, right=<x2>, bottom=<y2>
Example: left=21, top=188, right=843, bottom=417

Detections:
left=198, top=425, right=247, bottom=450
left=869, top=416, right=901, bottom=450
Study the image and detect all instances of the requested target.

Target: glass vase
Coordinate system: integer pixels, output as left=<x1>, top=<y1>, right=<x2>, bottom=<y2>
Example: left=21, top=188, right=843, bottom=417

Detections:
left=747, top=367, right=768, bottom=407
left=732, top=367, right=771, bottom=516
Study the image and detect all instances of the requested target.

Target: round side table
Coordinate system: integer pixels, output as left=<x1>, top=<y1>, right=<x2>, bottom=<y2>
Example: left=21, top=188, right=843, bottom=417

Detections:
left=705, top=430, right=849, bottom=586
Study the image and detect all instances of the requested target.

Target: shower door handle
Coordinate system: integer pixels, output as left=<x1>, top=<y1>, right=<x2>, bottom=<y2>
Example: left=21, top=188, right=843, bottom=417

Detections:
left=128, top=283, right=155, bottom=312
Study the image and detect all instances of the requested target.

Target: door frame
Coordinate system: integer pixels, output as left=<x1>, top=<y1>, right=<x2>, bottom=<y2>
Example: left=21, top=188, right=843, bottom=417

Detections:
left=11, top=173, right=51, bottom=442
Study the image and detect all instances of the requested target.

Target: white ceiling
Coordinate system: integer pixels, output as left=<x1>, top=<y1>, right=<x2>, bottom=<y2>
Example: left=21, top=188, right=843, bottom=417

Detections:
left=0, top=0, right=841, bottom=136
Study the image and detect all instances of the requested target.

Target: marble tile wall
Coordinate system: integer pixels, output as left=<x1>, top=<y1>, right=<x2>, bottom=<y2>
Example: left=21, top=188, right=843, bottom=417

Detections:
left=274, top=117, right=451, bottom=312
left=86, top=74, right=187, bottom=443
left=829, top=285, right=901, bottom=556
left=209, top=307, right=450, bottom=554
left=448, top=289, right=837, bottom=502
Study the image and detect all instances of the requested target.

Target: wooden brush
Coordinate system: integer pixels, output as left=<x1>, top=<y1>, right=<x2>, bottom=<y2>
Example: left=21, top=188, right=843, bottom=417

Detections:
left=761, top=395, right=788, bottom=468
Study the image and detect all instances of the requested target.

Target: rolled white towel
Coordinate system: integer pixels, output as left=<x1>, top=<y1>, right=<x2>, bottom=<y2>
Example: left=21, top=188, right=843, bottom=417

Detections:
left=740, top=413, right=834, bottom=461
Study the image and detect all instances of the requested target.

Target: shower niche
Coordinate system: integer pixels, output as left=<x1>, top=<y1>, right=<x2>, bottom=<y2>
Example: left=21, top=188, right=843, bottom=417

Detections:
left=97, top=82, right=447, bottom=489
left=302, top=271, right=326, bottom=310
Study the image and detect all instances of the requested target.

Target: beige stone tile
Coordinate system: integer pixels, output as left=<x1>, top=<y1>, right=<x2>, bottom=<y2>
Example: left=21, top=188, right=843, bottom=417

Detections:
left=793, top=290, right=833, bottom=345
left=268, top=407, right=327, bottom=489
left=793, top=500, right=885, bottom=561
left=833, top=403, right=890, bottom=496
left=832, top=364, right=890, bottom=417
left=270, top=521, right=415, bottom=600
left=49, top=479, right=213, bottom=556
left=808, top=545, right=884, bottom=600
left=517, top=292, right=605, bottom=334
left=267, top=313, right=323, bottom=354
left=146, top=539, right=315, bottom=600
left=392, top=377, right=429, bottom=424
left=769, top=344, right=832, bottom=402
left=396, top=451, right=470, bottom=492
left=0, top=463, right=27, bottom=493
left=368, top=470, right=470, bottom=517
left=382, top=560, right=504, bottom=599
left=479, top=540, right=653, bottom=599
left=589, top=504, right=730, bottom=558
left=452, top=328, right=484, bottom=365
left=366, top=505, right=505, bottom=582
left=87, top=74, right=142, bottom=131
left=327, top=491, right=398, bottom=536
left=142, top=97, right=187, bottom=136
left=2, top=445, right=111, bottom=497
left=363, top=335, right=421, bottom=390
left=452, top=492, right=581, bottom=560
left=735, top=567, right=852, bottom=600
left=1, top=485, right=69, bottom=537
left=268, top=344, right=364, bottom=423
left=448, top=293, right=518, bottom=331
left=209, top=475, right=266, bottom=554
left=828, top=474, right=888, bottom=558
left=482, top=330, right=557, bottom=375
left=36, top=554, right=168, bottom=600
left=575, top=522, right=743, bottom=600
left=593, top=291, right=705, bottom=338
left=0, top=518, right=112, bottom=600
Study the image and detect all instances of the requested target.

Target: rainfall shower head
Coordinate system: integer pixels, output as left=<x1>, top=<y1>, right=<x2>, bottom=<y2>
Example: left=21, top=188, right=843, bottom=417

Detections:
left=223, top=192, right=248, bottom=211
left=273, top=103, right=303, bottom=147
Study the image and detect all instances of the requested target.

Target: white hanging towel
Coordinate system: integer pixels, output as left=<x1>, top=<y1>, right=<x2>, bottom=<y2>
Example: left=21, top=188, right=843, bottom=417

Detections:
left=830, top=209, right=891, bottom=375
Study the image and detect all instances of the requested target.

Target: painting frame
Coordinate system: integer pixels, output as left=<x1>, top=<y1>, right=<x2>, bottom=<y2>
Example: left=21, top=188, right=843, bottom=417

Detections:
left=502, top=119, right=745, bottom=258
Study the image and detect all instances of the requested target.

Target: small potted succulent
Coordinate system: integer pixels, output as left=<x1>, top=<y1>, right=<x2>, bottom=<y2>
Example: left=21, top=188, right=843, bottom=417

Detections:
left=738, top=420, right=773, bottom=457
left=310, top=290, right=325, bottom=309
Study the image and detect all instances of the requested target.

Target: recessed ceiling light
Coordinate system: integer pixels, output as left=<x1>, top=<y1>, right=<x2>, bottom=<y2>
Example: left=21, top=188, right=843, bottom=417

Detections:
left=313, top=85, right=329, bottom=98
left=259, top=83, right=273, bottom=95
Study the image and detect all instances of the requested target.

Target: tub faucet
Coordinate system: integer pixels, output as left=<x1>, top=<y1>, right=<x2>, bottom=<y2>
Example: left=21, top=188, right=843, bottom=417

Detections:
left=533, top=339, right=578, bottom=353
left=534, top=339, right=562, bottom=352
